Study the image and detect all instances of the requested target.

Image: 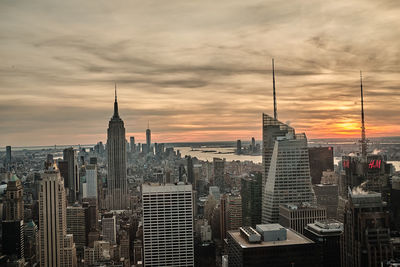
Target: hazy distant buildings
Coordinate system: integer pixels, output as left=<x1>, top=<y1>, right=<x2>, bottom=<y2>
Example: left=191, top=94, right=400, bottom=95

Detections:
left=236, top=140, right=242, bottom=155
left=5, top=145, right=11, bottom=163
left=241, top=172, right=262, bottom=227
left=130, top=136, right=135, bottom=152
left=341, top=190, right=393, bottom=267
left=146, top=125, right=151, bottom=154
left=106, top=89, right=128, bottom=210
left=142, top=183, right=194, bottom=266
left=261, top=114, right=315, bottom=223
left=39, top=163, right=77, bottom=267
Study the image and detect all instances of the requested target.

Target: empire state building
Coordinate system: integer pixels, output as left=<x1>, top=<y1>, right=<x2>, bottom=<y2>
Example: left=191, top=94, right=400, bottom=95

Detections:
left=106, top=86, right=128, bottom=210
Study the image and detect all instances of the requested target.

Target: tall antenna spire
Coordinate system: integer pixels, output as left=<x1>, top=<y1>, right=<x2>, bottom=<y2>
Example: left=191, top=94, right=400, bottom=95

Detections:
left=272, top=58, right=277, bottom=120
left=360, top=71, right=367, bottom=158
left=115, top=82, right=117, bottom=101
left=147, top=120, right=150, bottom=129
left=113, top=83, right=119, bottom=118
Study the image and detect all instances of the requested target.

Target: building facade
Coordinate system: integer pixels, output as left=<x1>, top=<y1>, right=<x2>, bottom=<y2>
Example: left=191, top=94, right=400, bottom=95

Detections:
left=142, top=183, right=194, bottom=266
left=241, top=172, right=262, bottom=227
left=262, top=114, right=315, bottom=223
left=279, top=203, right=327, bottom=234
left=106, top=90, right=128, bottom=210
left=39, top=163, right=77, bottom=267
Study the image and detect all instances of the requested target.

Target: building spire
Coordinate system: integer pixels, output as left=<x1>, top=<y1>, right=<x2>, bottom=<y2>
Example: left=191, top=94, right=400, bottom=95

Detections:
left=147, top=120, right=150, bottom=129
left=113, top=83, right=119, bottom=118
left=272, top=58, right=277, bottom=120
left=360, top=71, right=367, bottom=158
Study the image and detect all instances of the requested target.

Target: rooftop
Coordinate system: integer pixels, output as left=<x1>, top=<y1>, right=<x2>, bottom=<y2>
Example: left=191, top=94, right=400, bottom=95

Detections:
left=142, top=183, right=192, bottom=193
left=229, top=227, right=313, bottom=249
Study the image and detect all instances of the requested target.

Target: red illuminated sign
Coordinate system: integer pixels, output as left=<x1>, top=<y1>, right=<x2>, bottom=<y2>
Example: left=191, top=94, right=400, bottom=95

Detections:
left=368, top=160, right=381, bottom=169
left=343, top=160, right=350, bottom=169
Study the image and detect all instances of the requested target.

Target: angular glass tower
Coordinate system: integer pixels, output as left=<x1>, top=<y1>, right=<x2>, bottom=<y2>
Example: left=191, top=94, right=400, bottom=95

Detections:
left=262, top=113, right=315, bottom=223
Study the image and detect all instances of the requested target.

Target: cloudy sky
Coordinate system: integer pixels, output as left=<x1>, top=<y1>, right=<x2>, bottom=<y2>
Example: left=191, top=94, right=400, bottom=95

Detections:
left=1, top=0, right=399, bottom=146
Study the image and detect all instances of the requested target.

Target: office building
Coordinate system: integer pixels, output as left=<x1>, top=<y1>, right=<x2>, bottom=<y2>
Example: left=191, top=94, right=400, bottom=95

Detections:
left=304, top=219, right=343, bottom=267
left=391, top=175, right=400, bottom=231
left=187, top=156, right=195, bottom=185
left=102, top=213, right=117, bottom=244
left=142, top=183, right=194, bottom=266
left=85, top=164, right=97, bottom=199
left=241, top=172, right=262, bottom=227
left=226, top=194, right=242, bottom=231
left=106, top=87, right=128, bottom=210
left=213, top=158, right=225, bottom=192
left=227, top=224, right=321, bottom=267
left=262, top=114, right=315, bottom=223
left=2, top=174, right=24, bottom=260
left=308, top=147, right=334, bottom=184
left=313, top=183, right=339, bottom=219
left=279, top=203, right=326, bottom=234
left=67, top=204, right=89, bottom=249
left=38, top=163, right=77, bottom=267
left=341, top=190, right=393, bottom=267
left=60, top=147, right=80, bottom=204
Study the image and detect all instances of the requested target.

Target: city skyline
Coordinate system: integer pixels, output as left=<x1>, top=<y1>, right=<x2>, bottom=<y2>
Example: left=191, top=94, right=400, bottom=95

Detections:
left=1, top=0, right=400, bottom=146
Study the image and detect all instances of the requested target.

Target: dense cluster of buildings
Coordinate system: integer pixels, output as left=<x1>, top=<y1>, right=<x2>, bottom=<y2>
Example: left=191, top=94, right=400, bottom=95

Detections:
left=0, top=74, right=399, bottom=267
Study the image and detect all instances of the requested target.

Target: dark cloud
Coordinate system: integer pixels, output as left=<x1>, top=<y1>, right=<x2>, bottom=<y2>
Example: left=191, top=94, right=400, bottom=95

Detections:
left=0, top=0, right=399, bottom=146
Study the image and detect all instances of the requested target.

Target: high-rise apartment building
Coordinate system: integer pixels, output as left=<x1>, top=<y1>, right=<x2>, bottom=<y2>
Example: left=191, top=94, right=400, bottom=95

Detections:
left=39, top=163, right=77, bottom=267
left=241, top=172, right=262, bottom=227
left=279, top=203, right=326, bottom=234
left=226, top=194, right=242, bottom=231
left=106, top=88, right=128, bottom=210
left=262, top=114, right=315, bottom=223
left=142, top=183, right=194, bottom=266
left=341, top=190, right=393, bottom=267
left=60, top=147, right=80, bottom=204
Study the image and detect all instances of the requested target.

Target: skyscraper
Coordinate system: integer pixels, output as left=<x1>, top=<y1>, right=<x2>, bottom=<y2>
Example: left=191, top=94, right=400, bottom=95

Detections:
left=84, top=164, right=97, bottom=199
left=106, top=86, right=128, bottom=210
left=241, top=172, right=262, bottom=227
left=5, top=145, right=11, bottom=163
left=2, top=174, right=24, bottom=260
left=213, top=157, right=225, bottom=192
left=341, top=190, right=393, bottom=267
left=39, top=163, right=77, bottom=267
left=60, top=147, right=80, bottom=204
left=146, top=123, right=151, bottom=154
left=130, top=136, right=135, bottom=152
left=261, top=114, right=315, bottom=223
left=142, top=183, right=194, bottom=266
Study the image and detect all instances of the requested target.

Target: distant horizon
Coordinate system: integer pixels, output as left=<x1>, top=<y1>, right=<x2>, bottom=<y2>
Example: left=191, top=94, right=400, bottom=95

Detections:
left=2, top=135, right=400, bottom=150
